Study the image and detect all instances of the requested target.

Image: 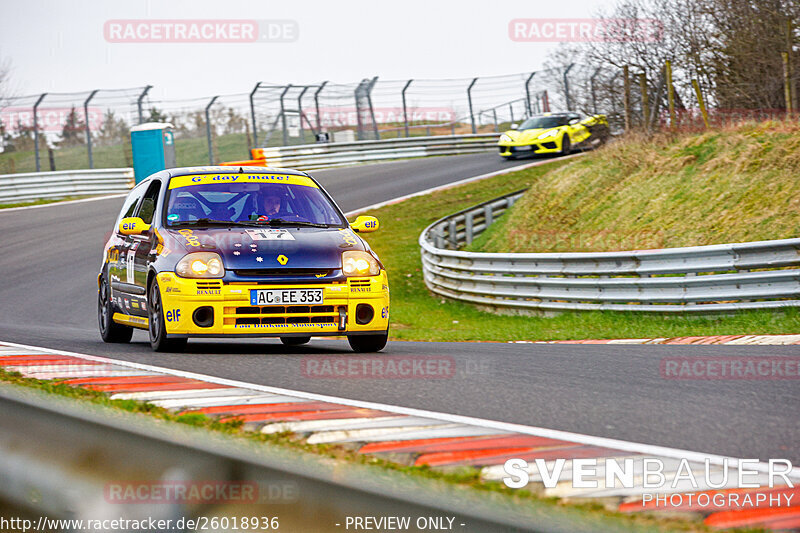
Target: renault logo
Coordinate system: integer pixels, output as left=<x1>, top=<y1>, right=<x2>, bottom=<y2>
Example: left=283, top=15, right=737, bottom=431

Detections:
left=277, top=255, right=288, bottom=265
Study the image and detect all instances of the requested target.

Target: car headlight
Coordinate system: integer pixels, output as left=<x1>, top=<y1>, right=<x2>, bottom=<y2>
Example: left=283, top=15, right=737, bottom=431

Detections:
left=175, top=252, right=225, bottom=278
left=537, top=129, right=558, bottom=139
left=342, top=251, right=380, bottom=277
left=499, top=134, right=513, bottom=143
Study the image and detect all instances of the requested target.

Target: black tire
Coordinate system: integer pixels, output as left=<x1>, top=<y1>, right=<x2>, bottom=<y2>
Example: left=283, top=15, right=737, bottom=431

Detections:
left=148, top=278, right=187, bottom=352
left=348, top=332, right=388, bottom=353
left=560, top=134, right=572, bottom=155
left=281, top=336, right=311, bottom=346
left=98, top=275, right=133, bottom=343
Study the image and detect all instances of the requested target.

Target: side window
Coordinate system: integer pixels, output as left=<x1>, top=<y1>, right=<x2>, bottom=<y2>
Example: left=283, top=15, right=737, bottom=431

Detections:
left=137, top=181, right=161, bottom=225
left=115, top=185, right=147, bottom=230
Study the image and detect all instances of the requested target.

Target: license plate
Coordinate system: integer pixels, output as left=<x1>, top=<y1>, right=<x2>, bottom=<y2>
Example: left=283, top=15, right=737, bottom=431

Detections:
left=515, top=145, right=533, bottom=151
left=250, top=289, right=323, bottom=305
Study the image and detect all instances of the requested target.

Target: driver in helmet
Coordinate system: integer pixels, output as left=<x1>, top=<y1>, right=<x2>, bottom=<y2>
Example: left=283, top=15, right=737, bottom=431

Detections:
left=252, top=186, right=285, bottom=222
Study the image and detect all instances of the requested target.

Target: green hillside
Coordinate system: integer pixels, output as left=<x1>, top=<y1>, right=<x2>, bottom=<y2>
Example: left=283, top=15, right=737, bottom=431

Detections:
left=469, top=121, right=800, bottom=253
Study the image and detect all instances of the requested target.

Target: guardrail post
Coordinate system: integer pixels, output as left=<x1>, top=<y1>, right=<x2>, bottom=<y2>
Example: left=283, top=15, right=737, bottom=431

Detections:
left=314, top=81, right=328, bottom=134
left=136, top=85, right=152, bottom=124
left=465, top=212, right=474, bottom=245
left=280, top=84, right=292, bottom=146
left=448, top=219, right=457, bottom=248
left=401, top=79, right=413, bottom=138
left=467, top=78, right=478, bottom=134
left=83, top=89, right=99, bottom=169
left=249, top=82, right=262, bottom=146
left=590, top=67, right=601, bottom=114
left=484, top=205, right=493, bottom=227
left=32, top=93, right=47, bottom=173
left=525, top=72, right=536, bottom=116
left=563, top=64, right=575, bottom=111
left=297, top=86, right=310, bottom=141
left=205, top=95, right=219, bottom=165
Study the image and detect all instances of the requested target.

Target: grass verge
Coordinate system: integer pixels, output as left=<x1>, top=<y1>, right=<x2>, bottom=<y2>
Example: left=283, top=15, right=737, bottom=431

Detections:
left=354, top=153, right=799, bottom=342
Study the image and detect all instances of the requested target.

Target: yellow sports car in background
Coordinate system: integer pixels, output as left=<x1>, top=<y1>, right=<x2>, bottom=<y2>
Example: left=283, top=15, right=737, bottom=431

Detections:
left=498, top=112, right=609, bottom=159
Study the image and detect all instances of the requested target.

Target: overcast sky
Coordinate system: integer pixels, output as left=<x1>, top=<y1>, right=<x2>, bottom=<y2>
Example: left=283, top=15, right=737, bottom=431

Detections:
left=1, top=0, right=615, bottom=101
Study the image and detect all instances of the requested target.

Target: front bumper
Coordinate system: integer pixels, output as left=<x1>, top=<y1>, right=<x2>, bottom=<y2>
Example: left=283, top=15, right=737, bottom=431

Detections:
left=497, top=139, right=561, bottom=156
left=155, top=271, right=389, bottom=338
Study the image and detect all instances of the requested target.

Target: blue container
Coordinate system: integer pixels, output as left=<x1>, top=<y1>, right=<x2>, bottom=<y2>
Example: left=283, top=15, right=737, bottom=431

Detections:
left=130, top=122, right=176, bottom=184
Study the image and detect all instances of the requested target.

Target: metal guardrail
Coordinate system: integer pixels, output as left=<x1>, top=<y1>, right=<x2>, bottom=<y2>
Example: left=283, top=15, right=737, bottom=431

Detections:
left=0, top=168, right=134, bottom=204
left=254, top=134, right=500, bottom=170
left=419, top=190, right=800, bottom=312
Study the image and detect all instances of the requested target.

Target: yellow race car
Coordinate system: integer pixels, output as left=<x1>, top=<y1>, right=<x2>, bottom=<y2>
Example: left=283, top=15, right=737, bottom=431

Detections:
left=498, top=112, right=609, bottom=159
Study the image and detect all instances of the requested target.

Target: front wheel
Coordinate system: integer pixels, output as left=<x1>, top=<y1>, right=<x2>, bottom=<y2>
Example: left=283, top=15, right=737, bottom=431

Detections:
left=559, top=135, right=571, bottom=155
left=148, top=279, right=187, bottom=352
left=348, top=332, right=388, bottom=353
left=281, top=336, right=310, bottom=346
left=98, top=276, right=133, bottom=343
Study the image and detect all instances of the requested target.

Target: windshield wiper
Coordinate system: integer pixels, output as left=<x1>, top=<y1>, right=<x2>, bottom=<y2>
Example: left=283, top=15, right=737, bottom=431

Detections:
left=263, top=218, right=329, bottom=228
left=171, top=218, right=261, bottom=228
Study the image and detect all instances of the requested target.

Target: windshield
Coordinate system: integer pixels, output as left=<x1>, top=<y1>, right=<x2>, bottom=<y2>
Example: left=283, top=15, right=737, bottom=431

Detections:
left=164, top=174, right=347, bottom=228
left=518, top=116, right=571, bottom=130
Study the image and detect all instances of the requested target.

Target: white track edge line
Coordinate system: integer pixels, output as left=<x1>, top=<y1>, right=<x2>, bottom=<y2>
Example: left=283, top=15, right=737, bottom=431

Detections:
left=3, top=339, right=797, bottom=480
left=343, top=153, right=584, bottom=217
left=0, top=193, right=127, bottom=213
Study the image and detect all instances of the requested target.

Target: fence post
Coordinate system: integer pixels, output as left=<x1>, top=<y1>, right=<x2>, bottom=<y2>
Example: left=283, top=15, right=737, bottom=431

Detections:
left=639, top=72, right=649, bottom=131
left=297, top=86, right=310, bottom=141
left=205, top=96, right=219, bottom=165
left=83, top=89, right=99, bottom=169
left=783, top=52, right=793, bottom=116
left=354, top=79, right=369, bottom=141
left=492, top=109, right=498, bottom=132
left=280, top=84, right=292, bottom=146
left=33, top=93, right=47, bottom=173
left=542, top=90, right=550, bottom=112
left=590, top=67, right=601, bottom=114
left=136, top=85, right=152, bottom=124
left=366, top=76, right=379, bottom=140
left=525, top=72, right=536, bottom=116
left=666, top=60, right=675, bottom=130
left=401, top=79, right=413, bottom=138
left=691, top=79, right=709, bottom=129
left=563, top=64, right=575, bottom=111
left=312, top=81, right=328, bottom=136
left=467, top=78, right=478, bottom=134
left=249, top=82, right=262, bottom=147
left=509, top=103, right=514, bottom=125
left=623, top=66, right=631, bottom=132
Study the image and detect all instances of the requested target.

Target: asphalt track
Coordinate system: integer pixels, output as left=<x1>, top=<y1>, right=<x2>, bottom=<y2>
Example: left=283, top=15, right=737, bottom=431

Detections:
left=0, top=153, right=797, bottom=464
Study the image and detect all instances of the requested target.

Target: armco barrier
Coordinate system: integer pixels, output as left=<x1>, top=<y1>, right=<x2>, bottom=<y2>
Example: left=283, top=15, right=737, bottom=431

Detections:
left=251, top=134, right=500, bottom=170
left=0, top=168, right=134, bottom=204
left=419, top=190, right=800, bottom=312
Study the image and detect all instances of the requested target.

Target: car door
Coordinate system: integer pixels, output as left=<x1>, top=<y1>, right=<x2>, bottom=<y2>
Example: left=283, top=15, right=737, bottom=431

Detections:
left=109, top=183, right=148, bottom=316
left=129, top=179, right=162, bottom=317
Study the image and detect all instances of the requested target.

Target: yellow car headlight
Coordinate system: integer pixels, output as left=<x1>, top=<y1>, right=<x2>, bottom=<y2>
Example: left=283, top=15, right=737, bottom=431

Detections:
left=176, top=252, right=225, bottom=278
left=537, top=129, right=558, bottom=139
left=342, top=251, right=380, bottom=277
left=499, top=134, right=513, bottom=143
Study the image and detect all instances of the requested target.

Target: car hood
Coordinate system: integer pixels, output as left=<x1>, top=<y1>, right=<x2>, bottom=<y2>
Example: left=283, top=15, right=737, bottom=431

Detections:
left=500, top=127, right=562, bottom=142
left=164, top=226, right=364, bottom=270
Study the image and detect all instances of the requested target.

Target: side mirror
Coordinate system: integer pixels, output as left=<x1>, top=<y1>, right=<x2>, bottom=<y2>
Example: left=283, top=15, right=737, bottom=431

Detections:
left=119, top=217, right=151, bottom=235
left=569, top=118, right=580, bottom=125
left=350, top=215, right=379, bottom=233
left=510, top=123, right=520, bottom=130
